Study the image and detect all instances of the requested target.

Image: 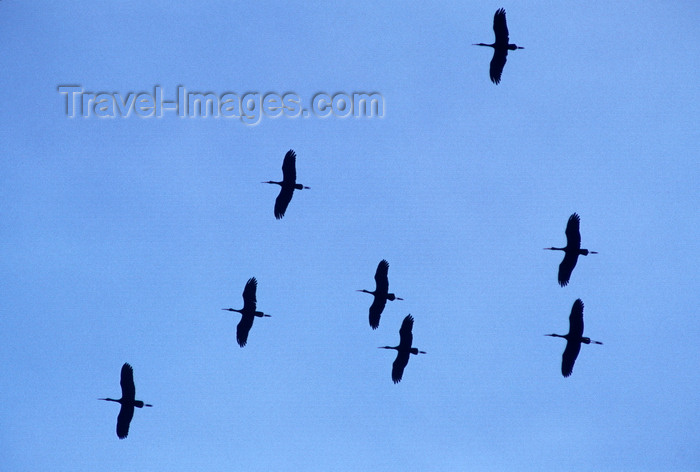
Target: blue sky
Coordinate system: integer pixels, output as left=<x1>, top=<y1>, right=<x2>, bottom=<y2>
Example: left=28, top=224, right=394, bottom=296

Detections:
left=1, top=1, right=699, bottom=471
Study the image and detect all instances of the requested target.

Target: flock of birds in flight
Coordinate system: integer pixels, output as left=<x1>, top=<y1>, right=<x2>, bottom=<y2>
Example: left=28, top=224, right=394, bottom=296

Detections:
left=99, top=8, right=602, bottom=439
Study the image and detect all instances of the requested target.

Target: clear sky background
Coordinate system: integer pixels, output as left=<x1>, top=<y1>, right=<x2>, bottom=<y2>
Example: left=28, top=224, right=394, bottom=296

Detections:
left=1, top=1, right=698, bottom=471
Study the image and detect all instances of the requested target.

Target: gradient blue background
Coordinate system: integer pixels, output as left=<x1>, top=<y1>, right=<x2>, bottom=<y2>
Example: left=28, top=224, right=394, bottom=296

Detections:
left=1, top=1, right=698, bottom=470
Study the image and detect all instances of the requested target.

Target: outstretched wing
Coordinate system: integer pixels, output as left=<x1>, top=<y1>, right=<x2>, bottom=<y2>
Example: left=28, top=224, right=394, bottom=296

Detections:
left=281, top=149, right=297, bottom=184
left=274, top=186, right=294, bottom=219
left=392, top=350, right=410, bottom=384
left=368, top=296, right=387, bottom=330
left=398, top=315, right=414, bottom=350
left=489, top=49, right=508, bottom=84
left=374, top=259, right=390, bottom=293
left=558, top=214, right=583, bottom=286
left=120, top=363, right=136, bottom=402
left=561, top=340, right=581, bottom=377
left=493, top=8, right=509, bottom=44
left=116, top=403, right=134, bottom=439
left=558, top=252, right=579, bottom=287
left=236, top=314, right=254, bottom=347
left=242, top=277, right=258, bottom=312
left=565, top=213, right=582, bottom=250
left=561, top=299, right=585, bottom=377
left=568, top=299, right=584, bottom=338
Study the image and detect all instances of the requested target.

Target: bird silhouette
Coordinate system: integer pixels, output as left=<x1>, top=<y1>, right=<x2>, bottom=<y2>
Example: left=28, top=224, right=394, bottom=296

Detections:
left=222, top=277, right=270, bottom=347
left=99, top=363, right=152, bottom=439
left=379, top=314, right=426, bottom=383
left=263, top=149, right=309, bottom=219
left=473, top=8, right=523, bottom=84
left=546, top=299, right=602, bottom=377
left=357, top=259, right=403, bottom=329
left=544, top=213, right=598, bottom=287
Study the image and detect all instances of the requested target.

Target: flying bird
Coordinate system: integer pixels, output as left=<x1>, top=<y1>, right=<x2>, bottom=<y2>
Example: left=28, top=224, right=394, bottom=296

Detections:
left=223, top=277, right=270, bottom=347
left=263, top=149, right=310, bottom=219
left=545, top=299, right=602, bottom=377
left=473, top=8, right=524, bottom=84
left=357, top=259, right=403, bottom=329
left=99, top=363, right=152, bottom=439
left=544, top=213, right=598, bottom=287
left=379, top=315, right=426, bottom=383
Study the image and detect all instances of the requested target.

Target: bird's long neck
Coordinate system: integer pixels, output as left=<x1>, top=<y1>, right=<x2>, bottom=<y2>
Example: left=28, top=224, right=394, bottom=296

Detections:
left=410, top=348, right=426, bottom=355
left=580, top=249, right=598, bottom=256
left=581, top=337, right=603, bottom=345
left=387, top=293, right=403, bottom=301
left=545, top=333, right=567, bottom=339
left=255, top=311, right=271, bottom=318
left=99, top=398, right=121, bottom=403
